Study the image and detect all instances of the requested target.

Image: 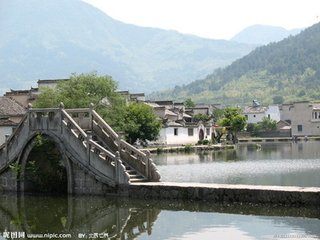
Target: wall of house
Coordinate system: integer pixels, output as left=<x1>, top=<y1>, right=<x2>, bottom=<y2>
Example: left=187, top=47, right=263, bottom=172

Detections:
left=246, top=113, right=265, bottom=124
left=289, top=102, right=320, bottom=136
left=157, top=125, right=212, bottom=145
left=266, top=105, right=280, bottom=122
left=0, top=126, right=13, bottom=145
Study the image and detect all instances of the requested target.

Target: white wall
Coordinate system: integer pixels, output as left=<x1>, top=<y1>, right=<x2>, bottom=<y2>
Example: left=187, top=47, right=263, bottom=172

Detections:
left=246, top=113, right=265, bottom=124
left=266, top=105, right=280, bottom=122
left=0, top=126, right=13, bottom=145
left=157, top=125, right=212, bottom=145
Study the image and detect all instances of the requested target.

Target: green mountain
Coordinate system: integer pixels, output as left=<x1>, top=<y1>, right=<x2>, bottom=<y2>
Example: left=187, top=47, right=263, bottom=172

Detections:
left=0, top=0, right=255, bottom=94
left=151, top=22, right=320, bottom=106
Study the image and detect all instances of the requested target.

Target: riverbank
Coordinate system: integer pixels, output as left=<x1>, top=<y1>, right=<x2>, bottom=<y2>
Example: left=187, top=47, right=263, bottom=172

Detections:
left=121, top=182, right=320, bottom=207
left=144, top=144, right=235, bottom=154
left=238, top=136, right=320, bottom=143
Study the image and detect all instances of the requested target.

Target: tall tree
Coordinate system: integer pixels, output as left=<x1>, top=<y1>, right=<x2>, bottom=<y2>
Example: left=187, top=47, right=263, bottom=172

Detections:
left=218, top=108, right=247, bottom=143
left=123, top=103, right=162, bottom=145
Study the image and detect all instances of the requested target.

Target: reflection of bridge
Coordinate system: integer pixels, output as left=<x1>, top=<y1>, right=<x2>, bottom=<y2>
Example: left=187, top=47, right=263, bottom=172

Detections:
left=0, top=104, right=160, bottom=194
left=0, top=194, right=160, bottom=240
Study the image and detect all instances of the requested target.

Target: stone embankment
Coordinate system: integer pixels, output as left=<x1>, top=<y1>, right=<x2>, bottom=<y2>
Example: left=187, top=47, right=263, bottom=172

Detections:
left=146, top=144, right=234, bottom=154
left=120, top=182, right=320, bottom=206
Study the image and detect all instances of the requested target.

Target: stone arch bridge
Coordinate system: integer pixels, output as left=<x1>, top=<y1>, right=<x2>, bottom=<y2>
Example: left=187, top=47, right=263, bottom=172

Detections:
left=0, top=104, right=160, bottom=194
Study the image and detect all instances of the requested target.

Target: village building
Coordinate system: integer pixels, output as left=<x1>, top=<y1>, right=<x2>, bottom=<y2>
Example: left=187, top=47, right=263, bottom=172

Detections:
left=280, top=101, right=320, bottom=136
left=243, top=100, right=280, bottom=124
left=146, top=101, right=214, bottom=145
left=4, top=79, right=68, bottom=108
left=0, top=97, right=26, bottom=145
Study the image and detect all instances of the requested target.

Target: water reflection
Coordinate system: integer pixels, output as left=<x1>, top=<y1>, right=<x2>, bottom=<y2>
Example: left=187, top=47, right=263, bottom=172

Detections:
left=153, top=142, right=320, bottom=187
left=0, top=194, right=159, bottom=240
left=0, top=193, right=319, bottom=240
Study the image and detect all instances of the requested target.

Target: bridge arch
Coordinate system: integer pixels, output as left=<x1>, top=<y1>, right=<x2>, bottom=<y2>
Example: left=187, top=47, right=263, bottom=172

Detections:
left=17, top=132, right=73, bottom=194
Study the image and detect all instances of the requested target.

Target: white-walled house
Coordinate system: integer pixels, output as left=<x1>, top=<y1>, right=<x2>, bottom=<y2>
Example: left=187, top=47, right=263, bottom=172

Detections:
left=157, top=122, right=212, bottom=145
left=243, top=101, right=280, bottom=124
left=146, top=101, right=213, bottom=145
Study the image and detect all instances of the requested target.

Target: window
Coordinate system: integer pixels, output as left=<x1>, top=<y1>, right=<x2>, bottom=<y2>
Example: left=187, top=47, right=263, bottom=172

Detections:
left=253, top=115, right=256, bottom=118
left=313, top=111, right=319, bottom=120
left=174, top=128, right=178, bottom=136
left=268, top=114, right=271, bottom=119
left=206, top=128, right=210, bottom=135
left=297, top=125, right=303, bottom=132
left=188, top=128, right=194, bottom=136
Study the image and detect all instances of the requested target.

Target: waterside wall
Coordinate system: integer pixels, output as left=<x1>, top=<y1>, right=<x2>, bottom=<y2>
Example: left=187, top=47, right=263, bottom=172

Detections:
left=119, top=182, right=320, bottom=206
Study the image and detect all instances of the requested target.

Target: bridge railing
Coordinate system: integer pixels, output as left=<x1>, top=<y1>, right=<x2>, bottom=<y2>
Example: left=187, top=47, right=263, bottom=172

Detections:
left=61, top=108, right=129, bottom=184
left=90, top=109, right=160, bottom=182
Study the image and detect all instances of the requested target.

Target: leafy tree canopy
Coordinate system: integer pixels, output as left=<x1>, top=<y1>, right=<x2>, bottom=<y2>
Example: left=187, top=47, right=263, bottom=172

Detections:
left=218, top=108, right=247, bottom=143
left=123, top=102, right=162, bottom=144
left=33, top=73, right=161, bottom=143
left=184, top=98, right=196, bottom=108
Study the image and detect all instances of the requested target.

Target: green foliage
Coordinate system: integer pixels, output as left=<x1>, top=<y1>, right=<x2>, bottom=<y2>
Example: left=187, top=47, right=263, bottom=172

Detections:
left=193, top=113, right=211, bottom=122
left=183, top=144, right=193, bottom=153
left=9, top=163, right=21, bottom=178
left=123, top=102, right=162, bottom=144
left=197, top=139, right=210, bottom=145
left=257, top=117, right=277, bottom=131
left=218, top=108, right=247, bottom=143
left=33, top=72, right=127, bottom=132
left=273, top=95, right=284, bottom=104
left=213, top=109, right=224, bottom=122
left=184, top=98, right=196, bottom=107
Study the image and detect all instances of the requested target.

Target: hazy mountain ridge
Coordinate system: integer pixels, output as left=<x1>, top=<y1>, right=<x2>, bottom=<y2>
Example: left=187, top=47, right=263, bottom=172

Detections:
left=0, top=0, right=255, bottom=93
left=231, top=24, right=302, bottom=45
left=151, top=22, right=320, bottom=106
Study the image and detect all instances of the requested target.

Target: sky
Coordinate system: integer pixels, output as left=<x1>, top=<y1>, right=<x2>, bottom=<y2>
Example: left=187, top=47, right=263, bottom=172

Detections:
left=83, top=0, right=320, bottom=40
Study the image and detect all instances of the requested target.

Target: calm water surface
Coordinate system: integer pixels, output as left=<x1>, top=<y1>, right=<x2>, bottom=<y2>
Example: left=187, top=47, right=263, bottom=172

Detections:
left=1, top=142, right=320, bottom=239
left=0, top=194, right=319, bottom=240
left=153, top=142, right=320, bottom=187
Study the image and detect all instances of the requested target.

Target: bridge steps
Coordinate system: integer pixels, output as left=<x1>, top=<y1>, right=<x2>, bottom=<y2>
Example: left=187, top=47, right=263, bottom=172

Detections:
left=80, top=129, right=147, bottom=183
left=123, top=162, right=147, bottom=183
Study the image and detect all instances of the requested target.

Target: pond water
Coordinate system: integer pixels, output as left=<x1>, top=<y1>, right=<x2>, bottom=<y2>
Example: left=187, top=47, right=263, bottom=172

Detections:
left=0, top=194, right=319, bottom=240
left=1, top=142, right=320, bottom=239
left=153, top=142, right=320, bottom=187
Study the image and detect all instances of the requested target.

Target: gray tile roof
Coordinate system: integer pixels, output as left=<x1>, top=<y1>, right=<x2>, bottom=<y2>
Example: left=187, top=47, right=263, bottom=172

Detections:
left=0, top=97, right=26, bottom=116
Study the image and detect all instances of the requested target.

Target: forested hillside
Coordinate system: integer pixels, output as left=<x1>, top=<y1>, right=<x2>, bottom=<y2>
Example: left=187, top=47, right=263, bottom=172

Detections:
left=151, top=22, right=320, bottom=106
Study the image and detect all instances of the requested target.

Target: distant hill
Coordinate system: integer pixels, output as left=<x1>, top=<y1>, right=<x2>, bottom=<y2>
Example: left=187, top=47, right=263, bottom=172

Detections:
left=0, top=0, right=255, bottom=94
left=231, top=24, right=302, bottom=45
left=150, top=22, right=320, bottom=106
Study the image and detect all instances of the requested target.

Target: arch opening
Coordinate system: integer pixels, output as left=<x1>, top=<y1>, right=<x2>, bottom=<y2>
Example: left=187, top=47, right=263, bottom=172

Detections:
left=23, top=135, right=68, bottom=194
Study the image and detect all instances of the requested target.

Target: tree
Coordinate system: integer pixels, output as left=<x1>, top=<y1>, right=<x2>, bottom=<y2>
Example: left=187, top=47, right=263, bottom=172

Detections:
left=193, top=113, right=211, bottom=122
left=123, top=102, right=162, bottom=144
left=218, top=108, right=247, bottom=143
left=33, top=72, right=127, bottom=130
left=257, top=117, right=277, bottom=131
left=184, top=98, right=196, bottom=108
left=273, top=95, right=284, bottom=104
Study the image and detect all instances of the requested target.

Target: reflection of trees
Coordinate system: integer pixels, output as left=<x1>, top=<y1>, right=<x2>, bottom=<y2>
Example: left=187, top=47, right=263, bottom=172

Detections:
left=0, top=194, right=160, bottom=240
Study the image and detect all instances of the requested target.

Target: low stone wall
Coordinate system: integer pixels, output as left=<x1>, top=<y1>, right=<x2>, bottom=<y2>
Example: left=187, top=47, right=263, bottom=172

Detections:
left=119, top=182, right=320, bottom=206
